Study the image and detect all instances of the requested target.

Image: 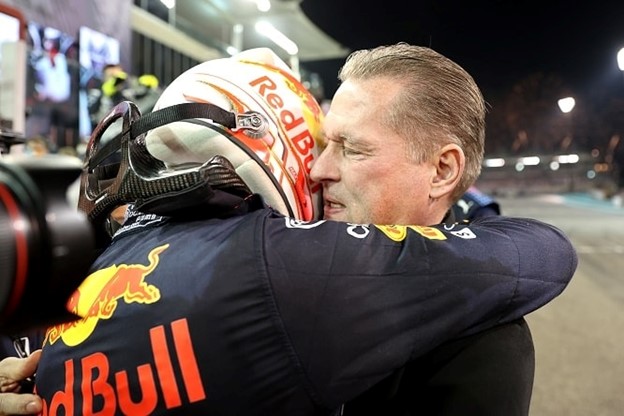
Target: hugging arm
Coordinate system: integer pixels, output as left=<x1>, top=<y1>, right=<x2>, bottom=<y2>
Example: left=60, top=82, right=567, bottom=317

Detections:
left=264, top=214, right=576, bottom=407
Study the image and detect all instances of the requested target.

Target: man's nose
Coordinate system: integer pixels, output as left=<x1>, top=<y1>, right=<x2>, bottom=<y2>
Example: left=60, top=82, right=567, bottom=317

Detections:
left=310, top=148, right=336, bottom=183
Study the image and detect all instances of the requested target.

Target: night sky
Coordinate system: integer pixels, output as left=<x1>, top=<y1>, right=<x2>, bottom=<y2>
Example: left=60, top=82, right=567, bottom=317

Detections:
left=300, top=0, right=624, bottom=103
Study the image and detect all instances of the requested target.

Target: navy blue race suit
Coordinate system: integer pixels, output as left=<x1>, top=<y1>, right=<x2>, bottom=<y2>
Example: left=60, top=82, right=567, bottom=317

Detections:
left=34, top=206, right=576, bottom=416
left=344, top=196, right=534, bottom=416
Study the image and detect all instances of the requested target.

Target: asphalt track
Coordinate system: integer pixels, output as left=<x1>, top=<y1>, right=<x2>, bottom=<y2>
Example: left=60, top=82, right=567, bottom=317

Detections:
left=496, top=194, right=624, bottom=416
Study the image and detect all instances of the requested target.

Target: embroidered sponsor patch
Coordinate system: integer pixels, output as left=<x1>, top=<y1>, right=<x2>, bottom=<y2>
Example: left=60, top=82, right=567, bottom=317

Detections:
left=450, top=227, right=477, bottom=239
left=284, top=217, right=326, bottom=229
left=375, top=225, right=446, bottom=241
left=116, top=209, right=167, bottom=237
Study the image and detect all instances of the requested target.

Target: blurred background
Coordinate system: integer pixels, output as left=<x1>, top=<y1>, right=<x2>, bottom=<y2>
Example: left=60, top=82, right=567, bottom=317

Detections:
left=2, top=0, right=624, bottom=199
left=1, top=1, right=623, bottom=414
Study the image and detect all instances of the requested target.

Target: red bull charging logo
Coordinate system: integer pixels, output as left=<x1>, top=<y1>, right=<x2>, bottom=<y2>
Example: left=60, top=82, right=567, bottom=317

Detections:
left=45, top=244, right=168, bottom=347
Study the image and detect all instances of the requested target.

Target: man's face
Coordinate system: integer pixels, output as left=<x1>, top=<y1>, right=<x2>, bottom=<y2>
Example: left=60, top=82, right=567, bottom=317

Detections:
left=310, top=77, right=437, bottom=225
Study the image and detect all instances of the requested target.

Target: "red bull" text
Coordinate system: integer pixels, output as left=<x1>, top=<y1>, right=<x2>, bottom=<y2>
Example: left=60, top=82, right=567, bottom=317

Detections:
left=249, top=75, right=317, bottom=172
left=39, top=318, right=205, bottom=416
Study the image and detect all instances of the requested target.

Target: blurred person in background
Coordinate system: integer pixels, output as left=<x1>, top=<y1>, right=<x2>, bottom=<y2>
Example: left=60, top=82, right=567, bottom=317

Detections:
left=31, top=27, right=70, bottom=104
left=25, top=25, right=73, bottom=151
left=88, top=64, right=161, bottom=128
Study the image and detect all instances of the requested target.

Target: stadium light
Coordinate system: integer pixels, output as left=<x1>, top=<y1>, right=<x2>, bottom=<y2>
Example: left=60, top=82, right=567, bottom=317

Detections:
left=255, top=0, right=271, bottom=12
left=557, top=97, right=575, bottom=114
left=484, top=157, right=506, bottom=168
left=617, top=47, right=624, bottom=71
left=255, top=21, right=298, bottom=55
left=518, top=156, right=540, bottom=166
left=555, top=154, right=580, bottom=164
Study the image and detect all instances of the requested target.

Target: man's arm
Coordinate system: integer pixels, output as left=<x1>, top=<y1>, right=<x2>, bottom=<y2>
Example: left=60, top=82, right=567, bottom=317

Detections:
left=0, top=351, right=42, bottom=415
left=264, top=214, right=576, bottom=407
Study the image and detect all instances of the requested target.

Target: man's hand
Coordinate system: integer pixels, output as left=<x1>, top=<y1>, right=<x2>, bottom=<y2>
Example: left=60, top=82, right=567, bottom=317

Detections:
left=0, top=350, right=42, bottom=415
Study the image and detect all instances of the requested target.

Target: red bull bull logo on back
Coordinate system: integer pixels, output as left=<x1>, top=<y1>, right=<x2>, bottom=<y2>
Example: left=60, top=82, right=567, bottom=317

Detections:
left=45, top=244, right=168, bottom=347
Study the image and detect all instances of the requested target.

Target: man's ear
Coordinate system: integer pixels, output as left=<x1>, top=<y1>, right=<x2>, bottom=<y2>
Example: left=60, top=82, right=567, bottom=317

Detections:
left=430, top=144, right=464, bottom=200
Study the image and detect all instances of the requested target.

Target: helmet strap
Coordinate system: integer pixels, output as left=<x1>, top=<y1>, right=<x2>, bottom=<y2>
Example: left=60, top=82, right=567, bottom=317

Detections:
left=78, top=101, right=263, bottom=247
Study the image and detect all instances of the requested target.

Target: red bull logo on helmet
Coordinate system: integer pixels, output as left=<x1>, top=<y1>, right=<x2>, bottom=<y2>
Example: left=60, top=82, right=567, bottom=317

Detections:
left=44, top=244, right=168, bottom=347
left=193, top=61, right=322, bottom=220
left=246, top=71, right=322, bottom=220
left=243, top=59, right=323, bottom=121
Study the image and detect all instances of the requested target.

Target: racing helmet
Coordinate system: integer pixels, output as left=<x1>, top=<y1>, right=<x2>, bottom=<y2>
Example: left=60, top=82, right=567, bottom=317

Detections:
left=144, top=48, right=323, bottom=221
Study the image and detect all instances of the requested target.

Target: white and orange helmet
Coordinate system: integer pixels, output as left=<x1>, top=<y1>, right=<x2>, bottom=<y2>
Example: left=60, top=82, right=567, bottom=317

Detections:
left=144, top=48, right=323, bottom=221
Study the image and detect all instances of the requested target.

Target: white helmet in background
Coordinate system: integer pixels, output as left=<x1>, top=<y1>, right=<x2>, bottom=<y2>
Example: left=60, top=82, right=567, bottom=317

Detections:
left=145, top=48, right=323, bottom=221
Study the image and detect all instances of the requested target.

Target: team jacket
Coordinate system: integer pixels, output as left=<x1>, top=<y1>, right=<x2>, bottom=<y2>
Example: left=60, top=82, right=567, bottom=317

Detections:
left=34, top=207, right=577, bottom=415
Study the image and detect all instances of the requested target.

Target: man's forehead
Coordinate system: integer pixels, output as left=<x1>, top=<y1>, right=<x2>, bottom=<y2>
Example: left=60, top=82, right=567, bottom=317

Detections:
left=320, top=78, right=402, bottom=145
left=331, top=80, right=372, bottom=110
left=322, top=100, right=365, bottom=137
left=329, top=78, right=400, bottom=121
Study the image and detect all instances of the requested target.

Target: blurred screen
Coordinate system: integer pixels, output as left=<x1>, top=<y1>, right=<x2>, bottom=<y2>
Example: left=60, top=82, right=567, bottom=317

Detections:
left=0, top=10, right=22, bottom=130
left=78, top=26, right=120, bottom=138
left=24, top=21, right=80, bottom=150
left=0, top=12, right=20, bottom=44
